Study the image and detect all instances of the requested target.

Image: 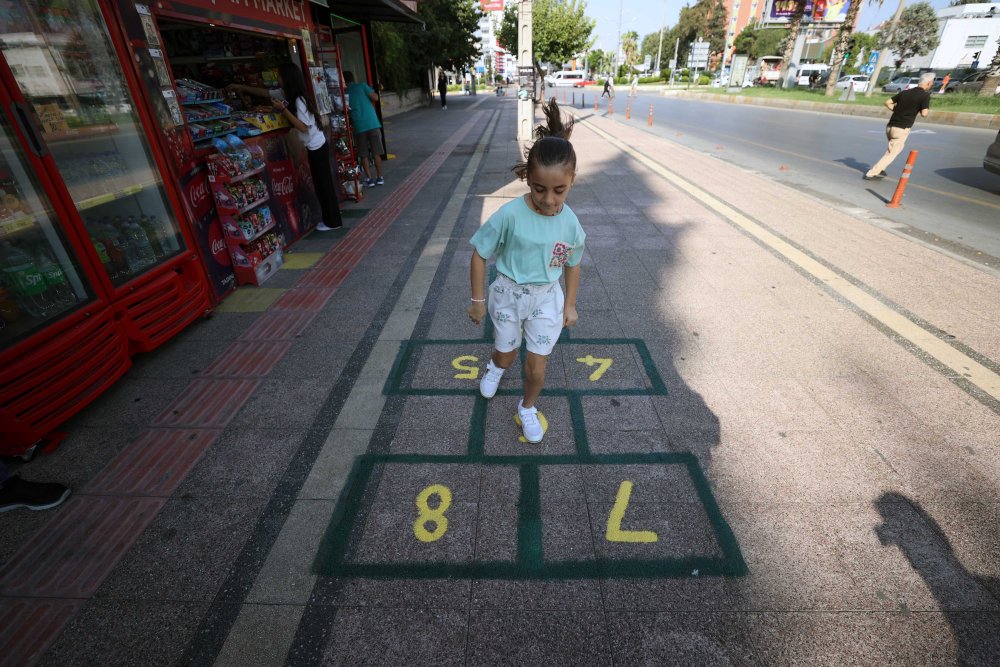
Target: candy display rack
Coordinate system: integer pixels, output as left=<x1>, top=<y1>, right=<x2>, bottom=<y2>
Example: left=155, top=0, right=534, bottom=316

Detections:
left=206, top=143, right=282, bottom=286
left=314, top=30, right=362, bottom=202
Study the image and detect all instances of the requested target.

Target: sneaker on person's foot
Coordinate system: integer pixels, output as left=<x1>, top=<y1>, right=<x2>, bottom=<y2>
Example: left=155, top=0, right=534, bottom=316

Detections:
left=365, top=178, right=376, bottom=187
left=479, top=360, right=505, bottom=399
left=375, top=177, right=384, bottom=186
left=0, top=476, right=71, bottom=513
left=315, top=222, right=342, bottom=231
left=877, top=171, right=888, bottom=178
left=518, top=401, right=544, bottom=443
left=862, top=174, right=878, bottom=181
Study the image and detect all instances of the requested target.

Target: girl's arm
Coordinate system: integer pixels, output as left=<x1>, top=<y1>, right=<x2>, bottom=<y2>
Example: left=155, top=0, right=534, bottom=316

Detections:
left=273, top=99, right=309, bottom=133
left=227, top=83, right=270, bottom=98
left=468, top=252, right=487, bottom=325
left=563, top=263, right=580, bottom=327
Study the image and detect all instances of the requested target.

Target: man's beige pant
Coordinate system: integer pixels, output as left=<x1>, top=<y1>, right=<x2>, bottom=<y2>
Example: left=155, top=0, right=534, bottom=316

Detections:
left=866, top=126, right=910, bottom=177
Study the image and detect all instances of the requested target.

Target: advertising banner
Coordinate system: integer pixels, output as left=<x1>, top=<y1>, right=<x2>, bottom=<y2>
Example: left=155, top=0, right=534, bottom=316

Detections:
left=768, top=0, right=850, bottom=22
left=480, top=0, right=505, bottom=11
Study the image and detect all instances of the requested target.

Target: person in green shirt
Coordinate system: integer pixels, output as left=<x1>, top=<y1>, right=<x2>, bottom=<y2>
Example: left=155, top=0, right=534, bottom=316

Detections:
left=344, top=71, right=384, bottom=188
left=468, top=99, right=585, bottom=444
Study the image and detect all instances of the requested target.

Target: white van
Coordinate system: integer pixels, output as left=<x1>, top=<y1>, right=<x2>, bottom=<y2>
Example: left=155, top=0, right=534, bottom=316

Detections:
left=545, top=70, right=586, bottom=87
left=796, top=63, right=830, bottom=86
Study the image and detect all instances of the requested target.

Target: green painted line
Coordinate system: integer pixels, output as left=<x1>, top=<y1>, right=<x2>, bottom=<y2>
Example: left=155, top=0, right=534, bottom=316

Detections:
left=467, top=395, right=488, bottom=458
left=518, top=464, right=543, bottom=570
left=634, top=339, right=668, bottom=395
left=311, top=454, right=747, bottom=580
left=568, top=394, right=591, bottom=458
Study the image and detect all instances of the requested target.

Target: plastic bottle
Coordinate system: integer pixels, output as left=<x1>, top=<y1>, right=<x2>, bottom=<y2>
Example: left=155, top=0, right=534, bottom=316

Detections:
left=0, top=241, right=56, bottom=317
left=139, top=215, right=165, bottom=259
left=34, top=248, right=75, bottom=307
left=97, top=220, right=130, bottom=279
left=89, top=233, right=115, bottom=277
left=126, top=221, right=157, bottom=270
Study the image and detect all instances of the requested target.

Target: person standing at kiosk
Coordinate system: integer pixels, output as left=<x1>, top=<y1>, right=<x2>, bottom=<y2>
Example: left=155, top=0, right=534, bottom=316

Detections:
left=227, top=63, right=343, bottom=231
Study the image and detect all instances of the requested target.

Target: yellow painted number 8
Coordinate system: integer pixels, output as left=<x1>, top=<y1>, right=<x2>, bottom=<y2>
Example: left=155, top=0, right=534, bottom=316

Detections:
left=413, top=484, right=452, bottom=542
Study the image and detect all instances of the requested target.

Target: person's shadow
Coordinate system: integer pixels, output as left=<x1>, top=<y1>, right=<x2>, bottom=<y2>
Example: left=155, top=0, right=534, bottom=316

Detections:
left=834, top=157, right=871, bottom=174
left=875, top=493, right=1000, bottom=665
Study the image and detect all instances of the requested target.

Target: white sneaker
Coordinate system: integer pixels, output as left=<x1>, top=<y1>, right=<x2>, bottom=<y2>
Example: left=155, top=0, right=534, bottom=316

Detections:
left=518, top=400, right=544, bottom=443
left=315, top=222, right=337, bottom=231
left=479, top=360, right=504, bottom=399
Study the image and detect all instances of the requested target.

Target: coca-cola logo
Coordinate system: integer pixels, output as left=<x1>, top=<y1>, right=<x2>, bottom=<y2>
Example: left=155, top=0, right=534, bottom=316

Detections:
left=211, top=238, right=227, bottom=255
left=207, top=220, right=231, bottom=268
left=188, top=180, right=209, bottom=209
left=272, top=175, right=294, bottom=198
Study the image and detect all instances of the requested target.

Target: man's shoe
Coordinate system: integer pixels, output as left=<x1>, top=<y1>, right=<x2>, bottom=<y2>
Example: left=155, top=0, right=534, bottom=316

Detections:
left=863, top=174, right=878, bottom=181
left=878, top=171, right=888, bottom=178
left=365, top=178, right=376, bottom=187
left=517, top=401, right=544, bottom=443
left=479, top=360, right=505, bottom=398
left=315, top=222, right=342, bottom=231
left=375, top=177, right=384, bottom=186
left=0, top=476, right=71, bottom=513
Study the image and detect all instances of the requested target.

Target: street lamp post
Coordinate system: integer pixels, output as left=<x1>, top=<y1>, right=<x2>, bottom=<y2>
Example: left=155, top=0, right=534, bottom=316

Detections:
left=517, top=0, right=533, bottom=142
left=655, top=0, right=667, bottom=76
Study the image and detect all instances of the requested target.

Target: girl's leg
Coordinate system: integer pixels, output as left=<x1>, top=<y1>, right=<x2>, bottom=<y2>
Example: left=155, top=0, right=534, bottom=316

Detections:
left=492, top=348, right=517, bottom=369
left=307, top=143, right=343, bottom=227
left=521, top=351, right=547, bottom=409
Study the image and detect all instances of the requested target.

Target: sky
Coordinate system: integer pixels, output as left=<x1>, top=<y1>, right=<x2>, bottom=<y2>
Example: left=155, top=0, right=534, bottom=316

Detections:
left=582, top=0, right=960, bottom=53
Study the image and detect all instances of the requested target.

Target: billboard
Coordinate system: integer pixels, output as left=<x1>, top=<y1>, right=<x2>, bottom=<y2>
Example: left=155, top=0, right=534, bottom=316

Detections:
left=480, top=0, right=504, bottom=11
left=768, top=0, right=850, bottom=23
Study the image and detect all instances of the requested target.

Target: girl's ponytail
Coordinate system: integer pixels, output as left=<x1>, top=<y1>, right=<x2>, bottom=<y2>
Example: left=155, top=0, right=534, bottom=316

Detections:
left=513, top=97, right=576, bottom=180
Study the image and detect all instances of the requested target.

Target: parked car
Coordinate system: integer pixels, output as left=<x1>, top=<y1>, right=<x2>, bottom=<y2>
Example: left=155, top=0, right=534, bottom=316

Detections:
left=985, top=130, right=1000, bottom=175
left=572, top=78, right=597, bottom=88
left=835, top=74, right=870, bottom=93
left=883, top=77, right=919, bottom=93
left=945, top=70, right=1000, bottom=95
left=795, top=63, right=830, bottom=86
left=544, top=70, right=587, bottom=87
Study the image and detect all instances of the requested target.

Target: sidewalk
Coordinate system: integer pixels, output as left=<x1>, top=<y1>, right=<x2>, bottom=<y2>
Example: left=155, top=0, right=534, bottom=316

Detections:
left=1, top=92, right=998, bottom=665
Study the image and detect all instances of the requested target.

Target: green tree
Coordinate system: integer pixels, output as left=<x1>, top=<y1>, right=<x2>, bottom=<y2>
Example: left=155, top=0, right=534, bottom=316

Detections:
left=843, top=31, right=879, bottom=74
left=949, top=0, right=982, bottom=5
left=883, top=2, right=941, bottom=66
left=980, top=36, right=1000, bottom=98
left=666, top=0, right=728, bottom=70
left=622, top=30, right=639, bottom=70
left=732, top=26, right=787, bottom=61
left=499, top=0, right=595, bottom=79
left=822, top=0, right=865, bottom=96
left=407, top=0, right=482, bottom=72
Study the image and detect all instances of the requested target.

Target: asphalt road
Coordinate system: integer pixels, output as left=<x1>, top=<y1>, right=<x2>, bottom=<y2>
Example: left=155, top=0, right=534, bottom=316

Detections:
left=576, top=90, right=1000, bottom=263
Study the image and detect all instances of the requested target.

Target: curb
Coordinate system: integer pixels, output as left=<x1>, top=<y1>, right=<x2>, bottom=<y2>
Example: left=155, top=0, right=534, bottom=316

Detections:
left=665, top=91, right=1000, bottom=131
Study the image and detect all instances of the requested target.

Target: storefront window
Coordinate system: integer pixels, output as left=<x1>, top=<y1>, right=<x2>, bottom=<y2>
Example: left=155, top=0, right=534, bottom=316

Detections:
left=0, top=0, right=186, bottom=286
left=0, top=112, right=93, bottom=347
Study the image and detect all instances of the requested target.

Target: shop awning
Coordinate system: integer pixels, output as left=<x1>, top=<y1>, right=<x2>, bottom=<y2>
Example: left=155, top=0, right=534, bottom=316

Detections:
left=328, top=0, right=424, bottom=25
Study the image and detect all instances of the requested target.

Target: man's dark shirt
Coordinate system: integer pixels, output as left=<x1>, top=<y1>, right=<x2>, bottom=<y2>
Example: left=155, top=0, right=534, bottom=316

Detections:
left=888, top=87, right=931, bottom=129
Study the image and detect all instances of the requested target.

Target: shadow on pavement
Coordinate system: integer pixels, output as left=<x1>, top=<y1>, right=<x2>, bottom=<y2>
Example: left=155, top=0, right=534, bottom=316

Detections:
left=933, top=167, right=1000, bottom=196
left=875, top=492, right=1000, bottom=665
left=835, top=157, right=871, bottom=174
left=866, top=187, right=891, bottom=204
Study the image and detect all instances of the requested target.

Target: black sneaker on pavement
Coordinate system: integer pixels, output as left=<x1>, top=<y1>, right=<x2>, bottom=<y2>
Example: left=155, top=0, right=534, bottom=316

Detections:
left=0, top=475, right=71, bottom=512
left=863, top=174, right=879, bottom=181
left=878, top=171, right=888, bottom=178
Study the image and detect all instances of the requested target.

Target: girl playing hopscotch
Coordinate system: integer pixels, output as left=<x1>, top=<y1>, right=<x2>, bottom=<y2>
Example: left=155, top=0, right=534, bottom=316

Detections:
left=467, top=99, right=586, bottom=443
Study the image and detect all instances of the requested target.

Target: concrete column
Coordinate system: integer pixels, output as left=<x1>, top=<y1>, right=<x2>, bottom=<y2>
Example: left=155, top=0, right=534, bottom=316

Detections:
left=517, top=0, right=533, bottom=143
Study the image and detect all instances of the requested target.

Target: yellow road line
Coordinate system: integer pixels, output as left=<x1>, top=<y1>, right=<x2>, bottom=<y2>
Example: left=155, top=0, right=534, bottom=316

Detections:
left=577, top=115, right=1000, bottom=402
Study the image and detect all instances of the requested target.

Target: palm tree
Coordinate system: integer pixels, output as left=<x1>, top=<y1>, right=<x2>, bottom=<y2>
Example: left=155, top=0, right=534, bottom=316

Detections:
left=980, top=36, right=1000, bottom=98
left=779, top=0, right=808, bottom=88
left=622, top=31, right=639, bottom=73
left=824, top=0, right=866, bottom=96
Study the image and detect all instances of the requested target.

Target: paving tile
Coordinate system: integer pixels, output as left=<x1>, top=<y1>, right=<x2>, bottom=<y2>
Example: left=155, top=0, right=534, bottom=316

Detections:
left=466, top=610, right=611, bottom=666
left=95, top=494, right=267, bottom=602
left=484, top=396, right=576, bottom=456
left=215, top=603, right=303, bottom=667
left=129, top=340, right=231, bottom=379
left=230, top=377, right=331, bottom=429
left=322, top=608, right=467, bottom=666
left=397, top=395, right=478, bottom=431
left=39, top=599, right=209, bottom=667
left=607, top=611, right=762, bottom=666
left=316, top=578, right=471, bottom=608
left=580, top=395, right=662, bottom=431
left=471, top=579, right=603, bottom=610
left=387, top=428, right=470, bottom=456
left=66, top=378, right=191, bottom=429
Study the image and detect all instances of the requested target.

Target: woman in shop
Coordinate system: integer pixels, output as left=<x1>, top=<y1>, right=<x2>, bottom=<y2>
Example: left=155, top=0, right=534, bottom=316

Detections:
left=227, top=63, right=343, bottom=231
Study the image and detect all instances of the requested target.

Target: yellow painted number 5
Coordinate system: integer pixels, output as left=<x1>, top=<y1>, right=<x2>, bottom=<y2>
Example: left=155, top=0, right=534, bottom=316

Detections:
left=606, top=481, right=659, bottom=543
left=452, top=355, right=479, bottom=380
left=413, top=484, right=452, bottom=542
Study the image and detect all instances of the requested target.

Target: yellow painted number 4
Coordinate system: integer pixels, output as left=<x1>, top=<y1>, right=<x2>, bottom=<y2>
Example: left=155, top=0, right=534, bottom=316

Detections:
left=413, top=484, right=452, bottom=542
left=452, top=355, right=479, bottom=380
left=576, top=355, right=613, bottom=381
left=606, top=481, right=659, bottom=543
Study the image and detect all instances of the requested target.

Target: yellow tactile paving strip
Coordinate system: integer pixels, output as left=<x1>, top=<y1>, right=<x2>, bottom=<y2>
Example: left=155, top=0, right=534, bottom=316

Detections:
left=281, top=252, right=324, bottom=270
left=213, top=287, right=287, bottom=313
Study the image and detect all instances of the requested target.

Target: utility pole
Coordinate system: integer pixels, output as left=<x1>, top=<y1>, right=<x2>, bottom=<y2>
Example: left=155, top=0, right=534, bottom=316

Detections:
left=615, top=0, right=624, bottom=77
left=865, top=0, right=905, bottom=97
left=655, top=0, right=667, bottom=76
left=669, top=37, right=679, bottom=85
left=517, top=0, right=533, bottom=142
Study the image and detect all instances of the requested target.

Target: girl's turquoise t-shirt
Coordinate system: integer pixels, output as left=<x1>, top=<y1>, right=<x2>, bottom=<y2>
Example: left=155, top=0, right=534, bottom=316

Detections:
left=470, top=196, right=586, bottom=285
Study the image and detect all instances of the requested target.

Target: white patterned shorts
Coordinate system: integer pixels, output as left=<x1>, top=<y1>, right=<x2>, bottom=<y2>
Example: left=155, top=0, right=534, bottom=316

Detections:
left=488, top=273, right=564, bottom=356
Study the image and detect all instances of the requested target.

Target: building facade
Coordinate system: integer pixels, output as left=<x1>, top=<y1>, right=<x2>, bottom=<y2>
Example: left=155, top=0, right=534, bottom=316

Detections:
left=906, top=2, right=1000, bottom=71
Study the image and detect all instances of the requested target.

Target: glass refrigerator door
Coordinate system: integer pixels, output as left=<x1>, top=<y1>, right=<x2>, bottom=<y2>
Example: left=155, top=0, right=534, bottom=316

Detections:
left=0, top=0, right=185, bottom=287
left=0, top=110, right=94, bottom=347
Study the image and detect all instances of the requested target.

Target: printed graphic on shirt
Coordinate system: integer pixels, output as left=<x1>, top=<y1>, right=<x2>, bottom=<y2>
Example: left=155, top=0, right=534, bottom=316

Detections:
left=549, top=241, right=572, bottom=268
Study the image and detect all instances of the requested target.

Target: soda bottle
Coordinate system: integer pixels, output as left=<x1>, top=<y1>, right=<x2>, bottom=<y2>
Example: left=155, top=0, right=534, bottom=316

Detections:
left=0, top=284, right=21, bottom=323
left=97, top=220, right=130, bottom=280
left=0, top=241, right=56, bottom=317
left=89, top=233, right=115, bottom=277
left=34, top=247, right=76, bottom=307
left=126, top=221, right=157, bottom=270
left=138, top=215, right=165, bottom=259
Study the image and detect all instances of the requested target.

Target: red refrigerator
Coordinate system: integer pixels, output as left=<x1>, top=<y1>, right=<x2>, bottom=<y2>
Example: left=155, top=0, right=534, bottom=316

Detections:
left=0, top=0, right=211, bottom=455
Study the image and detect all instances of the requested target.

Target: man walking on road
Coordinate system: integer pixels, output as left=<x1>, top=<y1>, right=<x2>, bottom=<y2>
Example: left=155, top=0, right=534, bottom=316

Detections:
left=864, top=72, right=934, bottom=181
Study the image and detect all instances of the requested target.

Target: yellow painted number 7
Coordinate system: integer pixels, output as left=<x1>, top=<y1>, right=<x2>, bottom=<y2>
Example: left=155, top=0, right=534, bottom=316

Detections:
left=576, top=355, right=613, bottom=381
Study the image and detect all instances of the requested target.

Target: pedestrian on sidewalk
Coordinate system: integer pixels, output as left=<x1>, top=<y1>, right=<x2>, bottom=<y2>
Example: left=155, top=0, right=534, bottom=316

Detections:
left=438, top=71, right=448, bottom=109
left=344, top=71, right=385, bottom=188
left=864, top=72, right=934, bottom=181
left=602, top=75, right=614, bottom=99
left=467, top=99, right=586, bottom=444
left=629, top=73, right=639, bottom=97
left=227, top=64, right=344, bottom=231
